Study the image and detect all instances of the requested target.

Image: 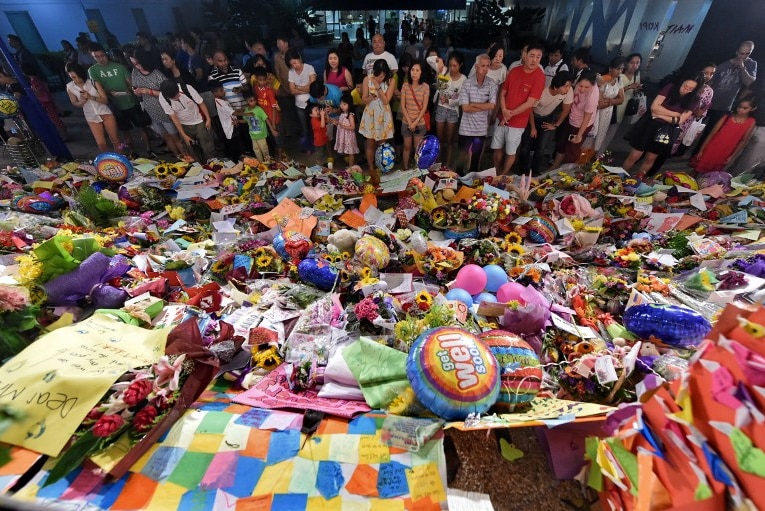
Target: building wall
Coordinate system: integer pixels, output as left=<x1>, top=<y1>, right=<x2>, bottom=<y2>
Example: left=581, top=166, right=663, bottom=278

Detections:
left=524, top=0, right=712, bottom=80
left=0, top=0, right=203, bottom=52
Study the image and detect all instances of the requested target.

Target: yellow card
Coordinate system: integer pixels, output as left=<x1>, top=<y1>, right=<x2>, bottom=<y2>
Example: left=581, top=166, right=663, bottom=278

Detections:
left=358, top=432, right=391, bottom=464
left=405, top=462, right=447, bottom=503
left=252, top=460, right=293, bottom=495
left=0, top=314, right=167, bottom=456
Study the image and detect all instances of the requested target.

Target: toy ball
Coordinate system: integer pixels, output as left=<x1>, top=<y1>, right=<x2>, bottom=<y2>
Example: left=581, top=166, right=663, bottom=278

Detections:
left=407, top=327, right=500, bottom=420
left=455, top=264, right=487, bottom=295
left=0, top=92, right=20, bottom=119
left=354, top=235, right=390, bottom=269
left=415, top=135, right=440, bottom=170
left=272, top=233, right=289, bottom=260
left=663, top=172, right=698, bottom=191
left=496, top=282, right=526, bottom=304
left=623, top=304, right=712, bottom=348
left=445, top=288, right=473, bottom=308
left=94, top=152, right=133, bottom=182
left=375, top=142, right=396, bottom=173
left=479, top=330, right=542, bottom=410
left=525, top=215, right=558, bottom=244
left=298, top=258, right=339, bottom=291
left=483, top=264, right=508, bottom=292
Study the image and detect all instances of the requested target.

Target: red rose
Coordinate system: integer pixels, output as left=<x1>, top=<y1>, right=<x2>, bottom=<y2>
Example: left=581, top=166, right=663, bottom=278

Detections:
left=84, top=407, right=103, bottom=423
left=92, top=414, right=124, bottom=437
left=122, top=379, right=153, bottom=406
left=133, top=405, right=159, bottom=433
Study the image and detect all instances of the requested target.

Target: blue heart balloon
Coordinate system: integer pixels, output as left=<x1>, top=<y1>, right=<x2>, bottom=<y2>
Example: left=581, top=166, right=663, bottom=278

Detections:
left=415, top=135, right=440, bottom=170
left=623, top=304, right=711, bottom=348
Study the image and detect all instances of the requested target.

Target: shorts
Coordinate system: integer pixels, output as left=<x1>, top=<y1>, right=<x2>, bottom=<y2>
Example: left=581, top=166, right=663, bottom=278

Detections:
left=403, top=124, right=427, bottom=137
left=114, top=104, right=152, bottom=131
left=490, top=125, right=525, bottom=155
left=150, top=120, right=178, bottom=137
left=435, top=105, right=459, bottom=124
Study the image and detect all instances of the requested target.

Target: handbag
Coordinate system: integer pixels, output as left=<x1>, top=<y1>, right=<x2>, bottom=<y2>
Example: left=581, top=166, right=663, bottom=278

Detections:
left=654, top=122, right=680, bottom=146
left=625, top=96, right=640, bottom=116
left=409, top=84, right=430, bottom=131
left=628, top=92, right=647, bottom=124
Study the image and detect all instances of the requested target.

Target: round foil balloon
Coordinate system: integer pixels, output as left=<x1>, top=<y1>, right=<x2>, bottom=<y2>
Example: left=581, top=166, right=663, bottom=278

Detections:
left=415, top=135, right=440, bottom=170
left=375, top=142, right=396, bottom=173
left=272, top=233, right=289, bottom=260
left=406, top=326, right=500, bottom=420
left=0, top=92, right=20, bottom=118
left=354, top=235, right=390, bottom=269
left=94, top=152, right=133, bottom=182
left=525, top=215, right=558, bottom=244
left=623, top=304, right=711, bottom=348
left=298, top=258, right=339, bottom=291
left=479, top=330, right=542, bottom=410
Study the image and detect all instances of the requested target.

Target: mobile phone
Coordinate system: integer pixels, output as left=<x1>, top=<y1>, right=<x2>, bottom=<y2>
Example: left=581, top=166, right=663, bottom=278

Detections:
left=568, top=134, right=576, bottom=141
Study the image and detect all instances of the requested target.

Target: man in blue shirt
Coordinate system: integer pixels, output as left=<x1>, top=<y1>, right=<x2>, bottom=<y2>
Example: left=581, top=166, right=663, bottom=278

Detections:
left=309, top=81, right=342, bottom=153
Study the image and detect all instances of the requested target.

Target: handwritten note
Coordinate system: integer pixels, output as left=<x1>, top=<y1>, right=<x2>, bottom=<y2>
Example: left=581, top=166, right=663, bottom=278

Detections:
left=0, top=314, right=167, bottom=456
left=406, top=462, right=447, bottom=503
left=358, top=433, right=391, bottom=464
left=377, top=461, right=409, bottom=498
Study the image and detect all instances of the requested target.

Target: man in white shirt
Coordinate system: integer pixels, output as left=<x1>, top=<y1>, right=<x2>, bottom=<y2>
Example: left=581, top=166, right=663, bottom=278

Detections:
left=363, top=34, right=398, bottom=75
left=543, top=45, right=569, bottom=86
left=159, top=80, right=215, bottom=162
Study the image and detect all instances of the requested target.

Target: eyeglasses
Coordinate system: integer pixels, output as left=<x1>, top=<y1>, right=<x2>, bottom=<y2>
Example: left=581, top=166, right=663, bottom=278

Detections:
left=738, top=51, right=752, bottom=56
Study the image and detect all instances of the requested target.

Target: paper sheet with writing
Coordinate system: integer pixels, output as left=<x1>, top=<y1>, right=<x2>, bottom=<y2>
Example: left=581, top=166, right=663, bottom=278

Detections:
left=0, top=314, right=168, bottom=456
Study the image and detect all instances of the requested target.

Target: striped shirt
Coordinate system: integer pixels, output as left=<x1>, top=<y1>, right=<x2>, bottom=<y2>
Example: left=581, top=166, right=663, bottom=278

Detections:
left=402, top=82, right=429, bottom=124
left=208, top=66, right=247, bottom=109
left=458, top=75, right=497, bottom=136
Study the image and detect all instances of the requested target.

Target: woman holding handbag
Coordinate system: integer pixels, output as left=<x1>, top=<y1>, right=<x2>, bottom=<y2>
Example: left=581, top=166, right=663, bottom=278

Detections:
left=400, top=60, right=430, bottom=169
left=673, top=63, right=715, bottom=155
left=622, top=76, right=700, bottom=176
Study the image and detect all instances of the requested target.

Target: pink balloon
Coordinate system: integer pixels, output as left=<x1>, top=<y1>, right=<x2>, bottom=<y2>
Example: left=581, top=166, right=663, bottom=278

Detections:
left=455, top=264, right=487, bottom=295
left=496, top=282, right=527, bottom=304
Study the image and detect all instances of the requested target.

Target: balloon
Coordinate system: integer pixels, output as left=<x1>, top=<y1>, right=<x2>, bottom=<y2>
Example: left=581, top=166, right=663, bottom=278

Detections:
left=354, top=236, right=390, bottom=269
left=496, top=282, right=526, bottom=304
left=525, top=215, right=558, bottom=244
left=483, top=264, right=509, bottom=292
left=298, top=258, right=339, bottom=291
left=623, top=304, right=711, bottom=348
left=415, top=135, right=440, bottom=170
left=94, top=152, right=133, bottom=182
left=445, top=288, right=473, bottom=307
left=12, top=193, right=64, bottom=214
left=443, top=226, right=479, bottom=240
left=0, top=92, right=20, bottom=118
left=272, top=233, right=289, bottom=260
left=375, top=142, right=396, bottom=173
left=407, top=327, right=500, bottom=420
left=455, top=264, right=487, bottom=295
left=472, top=292, right=497, bottom=305
left=480, top=330, right=542, bottom=411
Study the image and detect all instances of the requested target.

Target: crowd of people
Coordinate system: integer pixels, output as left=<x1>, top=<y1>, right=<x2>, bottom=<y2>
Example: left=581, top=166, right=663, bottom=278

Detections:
left=2, top=27, right=763, bottom=185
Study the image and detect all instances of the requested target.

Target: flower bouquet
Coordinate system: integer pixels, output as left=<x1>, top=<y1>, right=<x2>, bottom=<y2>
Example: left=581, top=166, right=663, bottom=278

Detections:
left=414, top=245, right=464, bottom=284
left=0, top=284, right=40, bottom=359
left=46, top=318, right=243, bottom=483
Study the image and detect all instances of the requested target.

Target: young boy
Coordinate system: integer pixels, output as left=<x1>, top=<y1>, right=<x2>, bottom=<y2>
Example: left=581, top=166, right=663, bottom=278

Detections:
left=308, top=104, right=328, bottom=160
left=252, top=66, right=281, bottom=158
left=210, top=81, right=243, bottom=160
left=243, top=91, right=278, bottom=161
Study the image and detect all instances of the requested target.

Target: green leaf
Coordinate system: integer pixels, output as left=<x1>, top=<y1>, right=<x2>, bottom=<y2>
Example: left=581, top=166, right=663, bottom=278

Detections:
left=44, top=430, right=100, bottom=486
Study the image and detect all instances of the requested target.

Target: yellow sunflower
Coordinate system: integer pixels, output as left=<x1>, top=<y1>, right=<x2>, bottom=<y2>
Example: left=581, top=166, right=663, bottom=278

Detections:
left=431, top=209, right=446, bottom=225
left=506, top=243, right=525, bottom=257
left=211, top=260, right=231, bottom=273
left=359, top=267, right=372, bottom=280
left=154, top=164, right=169, bottom=177
left=414, top=290, right=433, bottom=307
left=504, top=232, right=522, bottom=245
left=256, top=254, right=273, bottom=269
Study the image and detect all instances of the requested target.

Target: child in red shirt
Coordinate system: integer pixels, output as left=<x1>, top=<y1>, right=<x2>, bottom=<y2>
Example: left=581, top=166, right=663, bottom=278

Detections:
left=309, top=104, right=329, bottom=160
left=252, top=66, right=281, bottom=158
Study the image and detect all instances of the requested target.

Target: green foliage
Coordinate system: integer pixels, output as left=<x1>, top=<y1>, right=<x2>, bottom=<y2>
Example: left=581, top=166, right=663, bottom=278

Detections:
left=201, top=0, right=321, bottom=48
left=76, top=186, right=127, bottom=228
left=0, top=305, right=40, bottom=360
left=448, top=1, right=546, bottom=50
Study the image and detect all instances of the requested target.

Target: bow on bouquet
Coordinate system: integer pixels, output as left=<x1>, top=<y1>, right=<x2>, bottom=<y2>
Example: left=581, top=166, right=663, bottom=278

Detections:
left=45, top=319, right=244, bottom=484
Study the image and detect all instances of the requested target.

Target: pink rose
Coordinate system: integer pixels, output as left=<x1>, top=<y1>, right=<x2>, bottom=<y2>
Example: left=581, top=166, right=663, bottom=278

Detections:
left=133, top=405, right=159, bottom=433
left=122, top=379, right=153, bottom=406
left=92, top=414, right=124, bottom=437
